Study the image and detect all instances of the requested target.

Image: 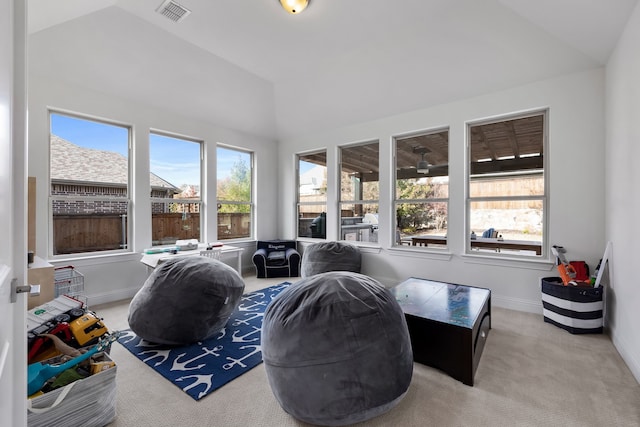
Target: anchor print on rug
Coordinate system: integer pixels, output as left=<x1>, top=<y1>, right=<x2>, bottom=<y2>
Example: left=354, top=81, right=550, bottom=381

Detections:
left=118, top=282, right=290, bottom=400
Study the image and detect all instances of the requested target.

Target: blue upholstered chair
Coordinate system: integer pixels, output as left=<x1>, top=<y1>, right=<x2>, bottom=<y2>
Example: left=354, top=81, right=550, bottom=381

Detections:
left=252, top=240, right=301, bottom=278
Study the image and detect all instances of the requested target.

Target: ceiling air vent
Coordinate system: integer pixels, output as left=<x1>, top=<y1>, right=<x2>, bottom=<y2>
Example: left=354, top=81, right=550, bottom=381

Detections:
left=156, top=0, right=191, bottom=23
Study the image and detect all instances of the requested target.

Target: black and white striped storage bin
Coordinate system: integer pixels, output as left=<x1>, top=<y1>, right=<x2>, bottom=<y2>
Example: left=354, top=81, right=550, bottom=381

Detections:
left=541, top=277, right=603, bottom=334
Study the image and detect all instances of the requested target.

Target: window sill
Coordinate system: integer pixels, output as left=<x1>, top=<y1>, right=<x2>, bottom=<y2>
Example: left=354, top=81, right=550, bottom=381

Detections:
left=461, top=252, right=555, bottom=271
left=296, top=237, right=325, bottom=243
left=296, top=239, right=383, bottom=253
left=218, top=238, right=254, bottom=245
left=354, top=244, right=382, bottom=254
left=48, top=251, right=141, bottom=268
left=387, top=246, right=453, bottom=261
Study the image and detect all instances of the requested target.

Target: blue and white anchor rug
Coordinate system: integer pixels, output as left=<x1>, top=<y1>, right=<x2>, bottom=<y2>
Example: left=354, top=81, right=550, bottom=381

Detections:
left=117, top=282, right=290, bottom=400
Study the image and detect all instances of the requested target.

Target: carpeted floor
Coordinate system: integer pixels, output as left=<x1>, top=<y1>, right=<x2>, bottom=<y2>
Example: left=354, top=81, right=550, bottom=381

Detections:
left=95, top=276, right=640, bottom=427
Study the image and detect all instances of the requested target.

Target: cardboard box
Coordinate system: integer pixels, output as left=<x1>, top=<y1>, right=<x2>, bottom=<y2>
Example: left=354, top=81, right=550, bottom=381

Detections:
left=541, top=277, right=603, bottom=334
left=27, top=352, right=117, bottom=427
left=27, top=257, right=55, bottom=309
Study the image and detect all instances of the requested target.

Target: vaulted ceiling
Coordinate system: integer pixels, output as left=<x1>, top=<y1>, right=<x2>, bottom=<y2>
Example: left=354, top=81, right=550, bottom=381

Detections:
left=27, top=0, right=638, bottom=140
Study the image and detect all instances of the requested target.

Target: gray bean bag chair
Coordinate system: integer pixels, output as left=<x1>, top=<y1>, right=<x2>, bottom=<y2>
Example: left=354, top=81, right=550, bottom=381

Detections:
left=261, top=271, right=413, bottom=426
left=300, top=241, right=361, bottom=277
left=128, top=256, right=245, bottom=345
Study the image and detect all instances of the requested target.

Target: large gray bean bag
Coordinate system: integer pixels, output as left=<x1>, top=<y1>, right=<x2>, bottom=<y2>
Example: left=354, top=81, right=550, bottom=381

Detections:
left=128, top=257, right=245, bottom=345
left=261, top=272, right=413, bottom=426
left=301, top=241, right=361, bottom=277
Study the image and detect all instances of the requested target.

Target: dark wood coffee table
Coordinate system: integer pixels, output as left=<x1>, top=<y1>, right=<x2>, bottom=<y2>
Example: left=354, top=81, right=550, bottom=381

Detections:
left=390, top=277, right=491, bottom=386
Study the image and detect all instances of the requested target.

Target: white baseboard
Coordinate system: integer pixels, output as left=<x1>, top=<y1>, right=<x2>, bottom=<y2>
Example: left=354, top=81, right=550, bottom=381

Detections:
left=376, top=275, right=543, bottom=314
left=87, top=286, right=140, bottom=307
left=611, top=329, right=640, bottom=385
left=492, top=295, right=542, bottom=314
left=84, top=258, right=251, bottom=308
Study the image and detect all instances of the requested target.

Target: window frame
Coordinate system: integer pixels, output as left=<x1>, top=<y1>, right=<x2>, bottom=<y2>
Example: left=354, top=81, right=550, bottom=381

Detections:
left=296, top=150, right=328, bottom=240
left=393, top=127, right=450, bottom=250
left=149, top=130, right=204, bottom=246
left=48, top=110, right=132, bottom=257
left=216, top=145, right=254, bottom=241
left=338, top=140, right=380, bottom=245
left=465, top=109, right=548, bottom=259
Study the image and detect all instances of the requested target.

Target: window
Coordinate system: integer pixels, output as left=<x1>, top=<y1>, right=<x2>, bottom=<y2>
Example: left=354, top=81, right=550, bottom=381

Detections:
left=467, top=111, right=546, bottom=257
left=394, top=129, right=449, bottom=248
left=217, top=147, right=253, bottom=240
left=49, top=112, right=131, bottom=255
left=339, top=141, right=379, bottom=243
left=297, top=151, right=327, bottom=239
left=149, top=132, right=202, bottom=246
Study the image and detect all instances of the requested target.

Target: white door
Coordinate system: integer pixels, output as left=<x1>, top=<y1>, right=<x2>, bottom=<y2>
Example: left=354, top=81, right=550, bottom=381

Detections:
left=0, top=0, right=28, bottom=426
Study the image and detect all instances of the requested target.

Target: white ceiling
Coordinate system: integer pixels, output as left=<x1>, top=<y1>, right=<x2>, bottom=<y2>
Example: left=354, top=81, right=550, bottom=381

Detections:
left=27, top=0, right=639, bottom=139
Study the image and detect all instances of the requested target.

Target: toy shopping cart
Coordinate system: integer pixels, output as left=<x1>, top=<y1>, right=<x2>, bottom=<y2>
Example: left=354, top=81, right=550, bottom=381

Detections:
left=54, top=266, right=86, bottom=305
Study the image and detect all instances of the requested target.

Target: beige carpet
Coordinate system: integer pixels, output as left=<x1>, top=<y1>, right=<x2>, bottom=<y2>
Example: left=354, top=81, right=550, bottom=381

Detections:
left=95, top=277, right=640, bottom=427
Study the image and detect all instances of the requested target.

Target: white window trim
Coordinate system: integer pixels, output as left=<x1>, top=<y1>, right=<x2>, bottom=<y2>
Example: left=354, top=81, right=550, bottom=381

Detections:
left=338, top=140, right=380, bottom=246
left=48, top=110, right=133, bottom=258
left=393, top=128, right=450, bottom=251
left=464, top=108, right=549, bottom=260
left=216, top=145, right=254, bottom=241
left=296, top=150, right=328, bottom=240
left=150, top=131, right=204, bottom=245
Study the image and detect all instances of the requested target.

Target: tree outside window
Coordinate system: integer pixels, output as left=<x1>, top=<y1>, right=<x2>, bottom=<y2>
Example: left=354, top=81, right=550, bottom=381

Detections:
left=217, top=147, right=252, bottom=240
left=394, top=129, right=449, bottom=248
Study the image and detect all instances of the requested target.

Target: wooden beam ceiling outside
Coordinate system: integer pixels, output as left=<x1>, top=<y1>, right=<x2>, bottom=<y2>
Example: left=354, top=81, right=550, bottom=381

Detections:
left=470, top=114, right=544, bottom=163
left=298, top=113, right=544, bottom=181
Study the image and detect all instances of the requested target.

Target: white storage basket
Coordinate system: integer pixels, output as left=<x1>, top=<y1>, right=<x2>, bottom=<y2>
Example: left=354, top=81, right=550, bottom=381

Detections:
left=28, top=352, right=117, bottom=427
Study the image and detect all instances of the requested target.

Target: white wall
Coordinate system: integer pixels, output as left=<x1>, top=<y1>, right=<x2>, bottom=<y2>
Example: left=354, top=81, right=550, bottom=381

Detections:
left=27, top=75, right=279, bottom=305
left=605, top=1, right=640, bottom=383
left=28, top=7, right=277, bottom=140
left=279, top=68, right=606, bottom=314
left=26, top=7, right=281, bottom=305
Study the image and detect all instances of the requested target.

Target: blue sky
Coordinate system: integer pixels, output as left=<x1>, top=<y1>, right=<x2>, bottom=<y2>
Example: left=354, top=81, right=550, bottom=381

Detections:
left=51, top=113, right=247, bottom=188
left=299, top=160, right=315, bottom=175
left=51, top=114, right=129, bottom=155
left=149, top=133, right=201, bottom=187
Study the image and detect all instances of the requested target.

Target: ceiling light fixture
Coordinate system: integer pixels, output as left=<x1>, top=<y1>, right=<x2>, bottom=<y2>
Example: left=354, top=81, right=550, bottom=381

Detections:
left=413, top=146, right=431, bottom=174
left=279, top=0, right=309, bottom=14
left=417, top=153, right=430, bottom=174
